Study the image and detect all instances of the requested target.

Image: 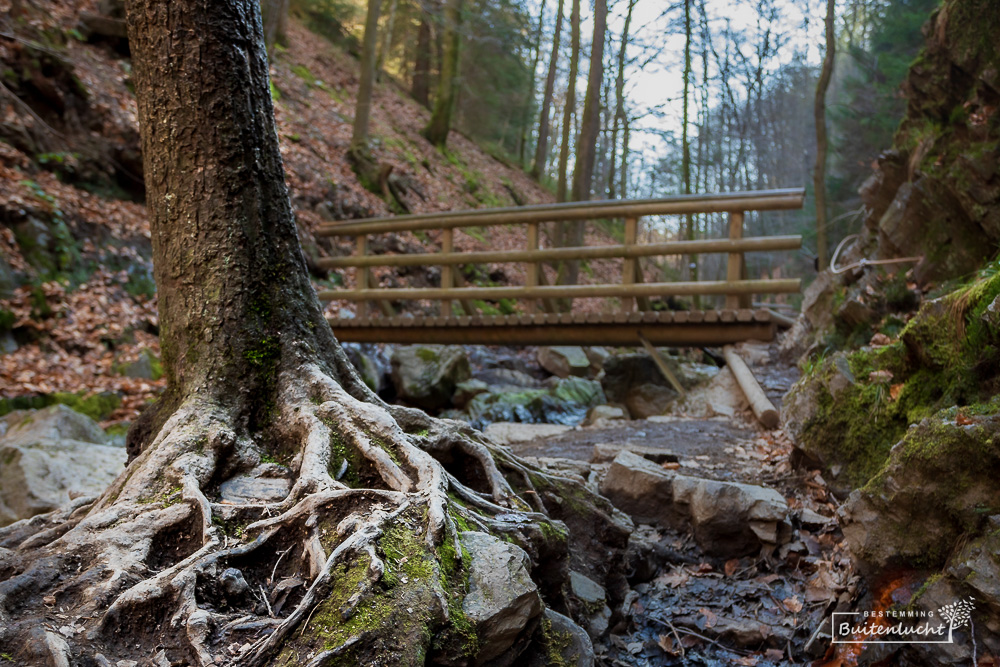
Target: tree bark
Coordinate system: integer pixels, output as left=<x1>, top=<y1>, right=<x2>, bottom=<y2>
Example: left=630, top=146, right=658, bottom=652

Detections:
left=555, top=0, right=579, bottom=203
left=352, top=0, right=382, bottom=152
left=607, top=0, right=635, bottom=200
left=519, top=0, right=547, bottom=168
left=261, top=0, right=289, bottom=53
left=0, top=0, right=630, bottom=665
left=423, top=0, right=463, bottom=147
left=530, top=0, right=564, bottom=181
left=814, top=0, right=835, bottom=271
left=411, top=5, right=433, bottom=107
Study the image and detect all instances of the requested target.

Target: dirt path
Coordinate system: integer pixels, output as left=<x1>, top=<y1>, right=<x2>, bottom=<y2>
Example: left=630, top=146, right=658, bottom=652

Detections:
left=499, top=345, right=852, bottom=667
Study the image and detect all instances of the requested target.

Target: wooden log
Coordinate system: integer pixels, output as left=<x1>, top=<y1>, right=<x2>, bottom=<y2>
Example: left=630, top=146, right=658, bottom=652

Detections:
left=317, top=278, right=801, bottom=302
left=723, top=345, right=779, bottom=429
left=725, top=212, right=744, bottom=310
left=316, top=188, right=806, bottom=236
left=315, top=235, right=803, bottom=269
left=639, top=334, right=686, bottom=397
left=621, top=216, right=637, bottom=313
left=765, top=309, right=796, bottom=329
left=440, top=228, right=453, bottom=317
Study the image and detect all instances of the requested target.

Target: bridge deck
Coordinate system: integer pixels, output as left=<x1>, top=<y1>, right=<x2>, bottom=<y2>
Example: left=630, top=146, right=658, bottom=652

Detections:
left=328, top=308, right=783, bottom=346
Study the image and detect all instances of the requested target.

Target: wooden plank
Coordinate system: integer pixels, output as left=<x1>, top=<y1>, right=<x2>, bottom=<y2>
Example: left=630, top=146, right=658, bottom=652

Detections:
left=526, top=222, right=539, bottom=314
left=356, top=234, right=369, bottom=319
left=639, top=333, right=687, bottom=397
left=440, top=228, right=453, bottom=317
left=724, top=345, right=779, bottom=429
left=318, top=278, right=801, bottom=302
left=725, top=211, right=744, bottom=310
left=316, top=235, right=805, bottom=269
left=673, top=311, right=690, bottom=323
left=316, top=189, right=807, bottom=237
left=688, top=310, right=705, bottom=323
left=622, top=216, right=637, bottom=313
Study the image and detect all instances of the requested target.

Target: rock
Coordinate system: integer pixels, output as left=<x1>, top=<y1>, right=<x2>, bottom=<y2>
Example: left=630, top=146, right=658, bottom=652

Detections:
left=583, top=405, right=626, bottom=426
left=600, top=451, right=788, bottom=557
left=568, top=571, right=611, bottom=637
left=472, top=368, right=541, bottom=389
left=839, top=412, right=1000, bottom=575
left=452, top=379, right=489, bottom=409
left=482, top=422, right=573, bottom=446
left=537, top=346, right=592, bottom=378
left=589, top=442, right=677, bottom=465
left=0, top=406, right=124, bottom=526
left=467, top=377, right=604, bottom=429
left=583, top=346, right=609, bottom=372
left=343, top=343, right=390, bottom=394
left=390, top=345, right=470, bottom=410
left=218, top=476, right=291, bottom=504
left=460, top=531, right=542, bottom=663
left=121, top=350, right=158, bottom=380
left=2, top=404, right=107, bottom=445
left=522, top=609, right=595, bottom=667
left=836, top=297, right=876, bottom=328
left=0, top=331, right=17, bottom=355
left=220, top=568, right=249, bottom=599
left=624, top=383, right=676, bottom=419
left=533, top=457, right=591, bottom=482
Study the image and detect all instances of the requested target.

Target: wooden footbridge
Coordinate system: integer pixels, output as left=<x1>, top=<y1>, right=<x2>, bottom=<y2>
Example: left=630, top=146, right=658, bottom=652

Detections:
left=314, top=189, right=805, bottom=347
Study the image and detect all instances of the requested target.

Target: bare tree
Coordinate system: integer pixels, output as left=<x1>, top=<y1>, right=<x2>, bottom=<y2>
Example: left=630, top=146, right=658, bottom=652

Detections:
left=423, top=0, right=463, bottom=146
left=530, top=0, right=565, bottom=180
left=814, top=0, right=835, bottom=270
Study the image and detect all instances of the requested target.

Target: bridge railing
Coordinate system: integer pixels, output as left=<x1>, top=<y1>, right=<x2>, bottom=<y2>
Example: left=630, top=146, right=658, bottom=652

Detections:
left=314, top=188, right=805, bottom=318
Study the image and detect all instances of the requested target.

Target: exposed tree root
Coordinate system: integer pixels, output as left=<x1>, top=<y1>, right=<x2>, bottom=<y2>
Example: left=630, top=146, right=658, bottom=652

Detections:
left=0, top=357, right=629, bottom=666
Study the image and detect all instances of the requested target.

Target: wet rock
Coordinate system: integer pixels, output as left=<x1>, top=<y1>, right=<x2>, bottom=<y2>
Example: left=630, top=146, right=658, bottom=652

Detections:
left=452, top=379, right=489, bottom=409
left=537, top=346, right=592, bottom=378
left=522, top=609, right=595, bottom=667
left=583, top=346, right=610, bottom=372
left=390, top=344, right=470, bottom=410
left=583, top=405, right=626, bottom=426
left=467, top=377, right=604, bottom=429
left=343, top=342, right=390, bottom=394
left=472, top=367, right=541, bottom=389
left=0, top=406, right=124, bottom=526
left=600, top=450, right=788, bottom=557
left=460, top=531, right=543, bottom=663
left=568, top=570, right=612, bottom=637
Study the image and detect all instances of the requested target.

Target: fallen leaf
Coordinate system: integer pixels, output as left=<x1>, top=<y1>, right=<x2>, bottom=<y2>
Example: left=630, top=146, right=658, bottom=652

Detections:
left=724, top=559, right=740, bottom=577
left=783, top=596, right=803, bottom=613
left=655, top=568, right=690, bottom=588
left=661, top=461, right=681, bottom=470
left=764, top=648, right=784, bottom=661
left=890, top=383, right=904, bottom=401
left=656, top=634, right=678, bottom=655
left=731, top=657, right=758, bottom=666
left=699, top=607, right=718, bottom=628
left=957, top=413, right=974, bottom=425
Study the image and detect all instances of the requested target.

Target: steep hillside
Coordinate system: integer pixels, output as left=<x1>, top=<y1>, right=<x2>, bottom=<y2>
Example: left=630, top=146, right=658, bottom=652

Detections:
left=0, top=0, right=554, bottom=424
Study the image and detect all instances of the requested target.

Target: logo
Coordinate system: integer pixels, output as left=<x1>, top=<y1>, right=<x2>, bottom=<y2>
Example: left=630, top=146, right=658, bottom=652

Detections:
left=831, top=597, right=976, bottom=645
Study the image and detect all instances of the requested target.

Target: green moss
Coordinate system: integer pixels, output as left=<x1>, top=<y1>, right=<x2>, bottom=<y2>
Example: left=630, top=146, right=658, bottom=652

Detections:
left=138, top=485, right=182, bottom=506
left=415, top=347, right=438, bottom=362
left=291, top=64, right=317, bottom=87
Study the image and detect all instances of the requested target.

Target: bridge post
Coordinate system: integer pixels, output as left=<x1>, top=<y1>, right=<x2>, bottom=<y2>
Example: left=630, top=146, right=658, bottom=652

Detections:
left=725, top=211, right=751, bottom=309
left=356, top=234, right=370, bottom=319
left=526, top=222, right=539, bottom=314
left=621, top=216, right=638, bottom=312
left=441, top=229, right=453, bottom=317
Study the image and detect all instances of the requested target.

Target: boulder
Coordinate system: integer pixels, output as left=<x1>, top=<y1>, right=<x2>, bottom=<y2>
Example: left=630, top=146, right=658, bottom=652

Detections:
left=460, top=531, right=542, bottom=663
left=537, top=346, right=591, bottom=378
left=624, top=383, right=676, bottom=419
left=589, top=443, right=677, bottom=465
left=568, top=571, right=611, bottom=637
left=390, top=345, right=470, bottom=410
left=599, top=451, right=788, bottom=557
left=582, top=405, right=626, bottom=426
left=522, top=610, right=595, bottom=667
left=343, top=343, right=391, bottom=395
left=452, top=379, right=489, bottom=409
left=0, top=406, right=125, bottom=526
left=482, top=423, right=573, bottom=446
left=466, top=377, right=605, bottom=430
left=583, top=347, right=609, bottom=372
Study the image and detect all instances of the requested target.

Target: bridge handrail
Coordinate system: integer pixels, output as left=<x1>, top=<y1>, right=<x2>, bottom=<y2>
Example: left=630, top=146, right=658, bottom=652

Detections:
left=316, top=188, right=805, bottom=237
left=317, top=188, right=806, bottom=316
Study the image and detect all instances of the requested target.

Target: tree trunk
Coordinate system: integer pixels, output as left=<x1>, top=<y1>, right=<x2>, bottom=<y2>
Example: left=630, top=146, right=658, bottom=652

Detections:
left=351, top=0, right=382, bottom=152
left=411, top=6, right=432, bottom=107
left=0, top=1, right=629, bottom=665
left=555, top=0, right=579, bottom=203
left=814, top=0, right=835, bottom=271
left=423, top=0, right=463, bottom=147
left=607, top=0, right=634, bottom=200
left=519, top=0, right=547, bottom=168
left=530, top=0, right=564, bottom=181
left=261, top=0, right=289, bottom=53
left=376, top=0, right=400, bottom=79
left=681, top=0, right=697, bottom=302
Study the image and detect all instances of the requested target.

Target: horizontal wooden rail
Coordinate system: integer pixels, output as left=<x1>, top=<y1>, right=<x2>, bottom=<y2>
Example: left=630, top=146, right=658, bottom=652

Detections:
left=317, top=188, right=805, bottom=237
left=318, top=278, right=800, bottom=302
left=316, top=235, right=802, bottom=269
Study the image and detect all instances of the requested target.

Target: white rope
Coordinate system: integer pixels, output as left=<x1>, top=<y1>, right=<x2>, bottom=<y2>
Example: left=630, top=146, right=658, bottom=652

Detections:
left=829, top=234, right=923, bottom=274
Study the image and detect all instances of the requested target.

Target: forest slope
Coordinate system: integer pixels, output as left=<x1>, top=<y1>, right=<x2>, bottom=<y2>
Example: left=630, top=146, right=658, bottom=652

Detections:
left=0, top=0, right=555, bottom=424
